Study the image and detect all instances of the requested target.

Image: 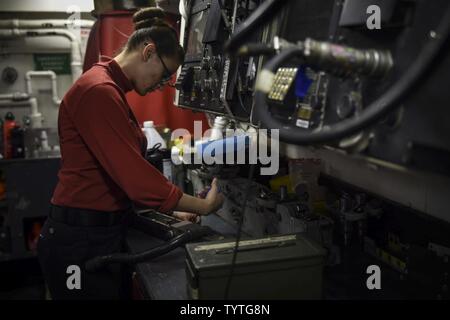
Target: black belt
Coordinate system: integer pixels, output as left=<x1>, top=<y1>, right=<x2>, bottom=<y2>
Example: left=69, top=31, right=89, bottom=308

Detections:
left=49, top=205, right=130, bottom=227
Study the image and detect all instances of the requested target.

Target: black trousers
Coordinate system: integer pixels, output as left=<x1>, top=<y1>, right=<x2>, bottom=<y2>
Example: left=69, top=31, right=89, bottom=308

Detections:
left=37, top=208, right=131, bottom=300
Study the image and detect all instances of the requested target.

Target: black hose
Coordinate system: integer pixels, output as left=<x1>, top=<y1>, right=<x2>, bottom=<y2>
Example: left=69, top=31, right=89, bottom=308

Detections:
left=224, top=0, right=292, bottom=54
left=237, top=43, right=277, bottom=56
left=85, top=226, right=210, bottom=272
left=254, top=5, right=450, bottom=145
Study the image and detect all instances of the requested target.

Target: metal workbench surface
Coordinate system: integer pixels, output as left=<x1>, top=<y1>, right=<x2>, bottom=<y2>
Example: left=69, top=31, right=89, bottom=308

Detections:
left=125, top=213, right=414, bottom=300
left=125, top=214, right=238, bottom=300
left=126, top=228, right=187, bottom=299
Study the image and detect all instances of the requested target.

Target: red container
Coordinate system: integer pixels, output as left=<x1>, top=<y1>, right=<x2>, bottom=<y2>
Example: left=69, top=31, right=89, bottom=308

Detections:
left=84, top=10, right=208, bottom=135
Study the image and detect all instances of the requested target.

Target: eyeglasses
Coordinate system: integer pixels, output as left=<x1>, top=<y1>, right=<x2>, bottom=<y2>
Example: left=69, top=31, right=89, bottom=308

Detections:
left=144, top=42, right=176, bottom=88
left=155, top=51, right=176, bottom=88
left=156, top=51, right=173, bottom=84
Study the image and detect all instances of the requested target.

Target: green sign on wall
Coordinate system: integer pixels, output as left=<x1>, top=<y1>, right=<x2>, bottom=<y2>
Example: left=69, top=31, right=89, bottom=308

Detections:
left=34, top=53, right=71, bottom=75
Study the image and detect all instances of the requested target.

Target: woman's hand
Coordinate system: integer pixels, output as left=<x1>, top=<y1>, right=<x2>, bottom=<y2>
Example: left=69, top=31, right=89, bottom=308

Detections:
left=175, top=178, right=225, bottom=216
left=172, top=211, right=200, bottom=223
left=204, top=178, right=224, bottom=214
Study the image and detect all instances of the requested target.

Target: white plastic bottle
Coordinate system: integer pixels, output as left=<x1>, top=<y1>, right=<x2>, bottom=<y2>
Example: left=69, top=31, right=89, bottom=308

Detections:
left=142, top=121, right=173, bottom=182
left=40, top=130, right=51, bottom=152
left=142, top=121, right=167, bottom=150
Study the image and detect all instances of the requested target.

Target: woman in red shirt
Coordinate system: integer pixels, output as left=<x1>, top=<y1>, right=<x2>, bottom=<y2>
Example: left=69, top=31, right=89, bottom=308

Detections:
left=37, top=7, right=223, bottom=300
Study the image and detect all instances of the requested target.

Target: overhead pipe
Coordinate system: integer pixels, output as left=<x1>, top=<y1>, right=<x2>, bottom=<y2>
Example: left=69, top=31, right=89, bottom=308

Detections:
left=0, top=92, right=30, bottom=101
left=0, top=28, right=83, bottom=81
left=0, top=19, right=94, bottom=29
left=25, top=70, right=62, bottom=106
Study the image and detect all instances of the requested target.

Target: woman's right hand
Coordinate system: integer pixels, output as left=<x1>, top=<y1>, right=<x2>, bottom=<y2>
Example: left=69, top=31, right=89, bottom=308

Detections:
left=203, top=178, right=224, bottom=215
left=175, top=178, right=225, bottom=216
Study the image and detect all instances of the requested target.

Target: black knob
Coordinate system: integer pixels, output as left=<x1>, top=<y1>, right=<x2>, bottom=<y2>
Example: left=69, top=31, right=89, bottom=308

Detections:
left=201, top=56, right=211, bottom=70
left=203, top=79, right=213, bottom=91
left=2, top=67, right=18, bottom=84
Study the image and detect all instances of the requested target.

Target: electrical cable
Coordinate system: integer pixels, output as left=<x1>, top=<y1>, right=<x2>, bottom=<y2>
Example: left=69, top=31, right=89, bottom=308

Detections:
left=146, top=142, right=162, bottom=155
left=224, top=163, right=256, bottom=299
left=253, top=4, right=450, bottom=145
left=236, top=42, right=277, bottom=56
left=218, top=0, right=233, bottom=33
left=224, top=0, right=292, bottom=54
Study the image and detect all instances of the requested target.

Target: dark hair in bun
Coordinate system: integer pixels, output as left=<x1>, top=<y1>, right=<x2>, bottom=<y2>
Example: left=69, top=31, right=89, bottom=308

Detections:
left=125, top=7, right=184, bottom=64
left=133, top=7, right=168, bottom=30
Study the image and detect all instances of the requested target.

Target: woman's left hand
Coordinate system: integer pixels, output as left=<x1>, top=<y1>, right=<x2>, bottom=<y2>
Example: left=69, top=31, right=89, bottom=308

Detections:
left=172, top=211, right=200, bottom=223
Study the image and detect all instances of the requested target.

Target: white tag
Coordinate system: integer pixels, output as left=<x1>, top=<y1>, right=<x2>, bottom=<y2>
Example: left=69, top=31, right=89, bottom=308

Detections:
left=296, top=119, right=310, bottom=129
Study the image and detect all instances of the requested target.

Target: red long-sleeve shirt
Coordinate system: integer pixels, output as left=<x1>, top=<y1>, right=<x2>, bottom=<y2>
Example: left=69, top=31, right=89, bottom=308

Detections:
left=52, top=59, right=183, bottom=213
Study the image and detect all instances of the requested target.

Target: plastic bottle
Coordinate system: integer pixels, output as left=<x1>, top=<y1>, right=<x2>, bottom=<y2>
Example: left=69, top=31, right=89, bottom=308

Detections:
left=142, top=121, right=167, bottom=150
left=3, top=112, right=17, bottom=159
left=40, top=130, right=51, bottom=152
left=142, top=122, right=175, bottom=182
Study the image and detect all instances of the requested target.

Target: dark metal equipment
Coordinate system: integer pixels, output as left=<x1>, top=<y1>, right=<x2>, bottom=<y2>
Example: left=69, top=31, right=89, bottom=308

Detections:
left=0, top=158, right=59, bottom=262
left=175, top=0, right=262, bottom=119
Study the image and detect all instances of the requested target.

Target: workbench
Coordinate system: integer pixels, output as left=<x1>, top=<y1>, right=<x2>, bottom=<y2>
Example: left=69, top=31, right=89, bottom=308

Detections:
left=126, top=213, right=412, bottom=300
left=125, top=214, right=238, bottom=300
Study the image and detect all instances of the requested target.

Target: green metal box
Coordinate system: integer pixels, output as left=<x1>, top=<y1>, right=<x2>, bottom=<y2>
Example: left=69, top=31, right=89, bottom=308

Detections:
left=185, top=233, right=326, bottom=299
